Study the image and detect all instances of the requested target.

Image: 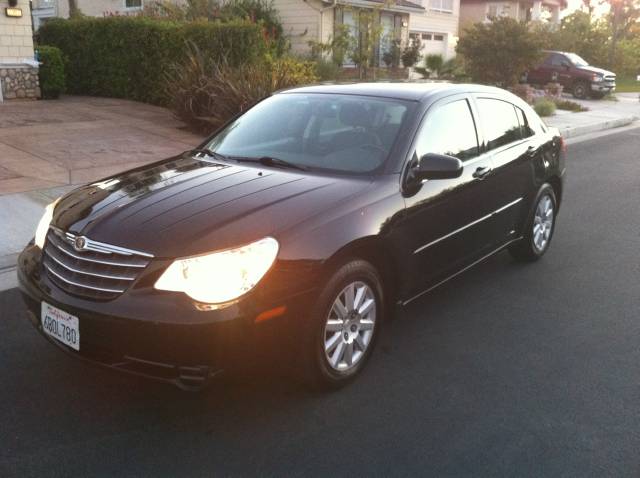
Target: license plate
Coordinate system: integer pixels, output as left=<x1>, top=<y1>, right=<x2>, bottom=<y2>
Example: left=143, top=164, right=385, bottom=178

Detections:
left=41, top=302, right=80, bottom=351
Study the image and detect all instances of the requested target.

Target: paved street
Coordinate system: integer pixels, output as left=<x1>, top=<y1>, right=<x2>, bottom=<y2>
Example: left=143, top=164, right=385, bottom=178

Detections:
left=1, top=128, right=639, bottom=477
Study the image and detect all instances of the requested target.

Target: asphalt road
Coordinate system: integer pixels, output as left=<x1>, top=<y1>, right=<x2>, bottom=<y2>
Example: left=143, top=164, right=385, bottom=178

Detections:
left=2, top=128, right=640, bottom=477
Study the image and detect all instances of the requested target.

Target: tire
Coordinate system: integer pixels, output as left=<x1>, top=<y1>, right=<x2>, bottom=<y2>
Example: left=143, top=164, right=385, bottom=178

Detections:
left=509, top=184, right=558, bottom=262
left=572, top=81, right=589, bottom=99
left=299, top=259, right=384, bottom=390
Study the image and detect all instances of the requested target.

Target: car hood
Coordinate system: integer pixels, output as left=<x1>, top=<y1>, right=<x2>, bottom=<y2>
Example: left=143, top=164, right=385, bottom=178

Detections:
left=577, top=65, right=615, bottom=77
left=51, top=155, right=373, bottom=258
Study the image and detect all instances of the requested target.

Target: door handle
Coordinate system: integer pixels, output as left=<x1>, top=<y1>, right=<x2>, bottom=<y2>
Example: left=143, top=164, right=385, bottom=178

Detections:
left=472, top=166, right=492, bottom=179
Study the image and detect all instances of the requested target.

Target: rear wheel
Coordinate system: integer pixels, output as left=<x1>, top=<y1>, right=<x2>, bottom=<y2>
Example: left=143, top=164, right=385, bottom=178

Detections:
left=299, top=259, right=383, bottom=390
left=509, top=184, right=557, bottom=262
left=572, top=81, right=589, bottom=99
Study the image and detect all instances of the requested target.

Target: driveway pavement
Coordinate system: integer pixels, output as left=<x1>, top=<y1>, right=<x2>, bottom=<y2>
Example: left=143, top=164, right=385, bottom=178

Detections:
left=0, top=96, right=204, bottom=282
left=0, top=96, right=203, bottom=195
left=1, top=127, right=639, bottom=477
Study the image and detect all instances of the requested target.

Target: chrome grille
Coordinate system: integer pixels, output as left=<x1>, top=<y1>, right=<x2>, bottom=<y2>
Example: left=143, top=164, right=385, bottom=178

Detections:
left=42, top=228, right=153, bottom=300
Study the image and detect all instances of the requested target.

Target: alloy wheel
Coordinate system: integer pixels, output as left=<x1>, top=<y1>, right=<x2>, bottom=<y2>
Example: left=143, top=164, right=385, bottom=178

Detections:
left=533, top=194, right=554, bottom=252
left=323, top=281, right=376, bottom=371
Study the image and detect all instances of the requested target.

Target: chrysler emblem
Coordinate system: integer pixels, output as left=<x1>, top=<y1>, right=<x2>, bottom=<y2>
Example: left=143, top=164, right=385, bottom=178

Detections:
left=73, top=236, right=87, bottom=251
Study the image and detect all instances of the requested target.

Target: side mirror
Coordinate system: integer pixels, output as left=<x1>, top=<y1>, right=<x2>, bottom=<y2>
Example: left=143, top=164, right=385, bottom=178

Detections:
left=412, top=153, right=463, bottom=181
left=561, top=61, right=571, bottom=69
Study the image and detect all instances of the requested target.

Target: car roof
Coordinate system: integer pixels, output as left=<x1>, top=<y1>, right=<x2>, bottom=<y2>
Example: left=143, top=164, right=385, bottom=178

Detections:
left=279, top=82, right=513, bottom=102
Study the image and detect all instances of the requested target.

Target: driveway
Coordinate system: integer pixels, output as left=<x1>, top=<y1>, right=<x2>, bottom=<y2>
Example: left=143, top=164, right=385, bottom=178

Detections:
left=1, top=126, right=639, bottom=477
left=0, top=96, right=203, bottom=196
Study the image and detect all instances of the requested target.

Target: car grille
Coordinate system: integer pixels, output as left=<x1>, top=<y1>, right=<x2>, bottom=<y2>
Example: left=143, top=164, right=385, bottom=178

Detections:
left=604, top=75, right=616, bottom=86
left=42, top=228, right=153, bottom=301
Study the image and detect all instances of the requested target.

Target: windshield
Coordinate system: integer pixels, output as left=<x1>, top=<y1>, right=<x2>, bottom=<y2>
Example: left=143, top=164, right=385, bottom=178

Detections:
left=565, top=53, right=589, bottom=67
left=205, top=93, right=412, bottom=175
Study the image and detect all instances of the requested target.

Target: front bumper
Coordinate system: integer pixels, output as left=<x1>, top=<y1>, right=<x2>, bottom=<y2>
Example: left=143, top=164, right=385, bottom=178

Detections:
left=590, top=82, right=616, bottom=93
left=18, top=244, right=316, bottom=390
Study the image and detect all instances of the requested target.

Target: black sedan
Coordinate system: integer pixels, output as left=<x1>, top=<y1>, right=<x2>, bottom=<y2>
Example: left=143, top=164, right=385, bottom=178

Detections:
left=18, top=83, right=565, bottom=390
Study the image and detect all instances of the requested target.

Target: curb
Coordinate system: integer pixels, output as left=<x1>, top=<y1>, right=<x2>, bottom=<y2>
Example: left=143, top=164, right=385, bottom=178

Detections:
left=555, top=116, right=638, bottom=139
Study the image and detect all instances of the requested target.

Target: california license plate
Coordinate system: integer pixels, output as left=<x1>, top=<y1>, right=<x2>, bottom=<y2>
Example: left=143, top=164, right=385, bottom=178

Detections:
left=41, top=302, right=80, bottom=351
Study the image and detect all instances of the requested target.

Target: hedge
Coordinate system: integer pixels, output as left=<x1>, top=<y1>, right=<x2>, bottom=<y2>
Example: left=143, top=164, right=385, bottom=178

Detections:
left=37, top=45, right=66, bottom=99
left=37, top=17, right=268, bottom=105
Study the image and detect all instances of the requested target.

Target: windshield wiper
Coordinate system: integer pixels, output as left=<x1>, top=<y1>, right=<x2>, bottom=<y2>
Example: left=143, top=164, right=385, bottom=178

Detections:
left=188, top=148, right=230, bottom=163
left=233, top=156, right=309, bottom=172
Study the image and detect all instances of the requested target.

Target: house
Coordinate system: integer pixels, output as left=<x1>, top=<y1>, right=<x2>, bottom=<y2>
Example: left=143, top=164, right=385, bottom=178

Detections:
left=459, top=0, right=566, bottom=28
left=278, top=0, right=460, bottom=64
left=0, top=0, right=39, bottom=100
left=30, top=0, right=461, bottom=66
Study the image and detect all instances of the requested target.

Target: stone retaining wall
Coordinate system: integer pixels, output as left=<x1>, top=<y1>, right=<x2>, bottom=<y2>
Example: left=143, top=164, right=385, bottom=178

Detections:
left=0, top=65, right=41, bottom=100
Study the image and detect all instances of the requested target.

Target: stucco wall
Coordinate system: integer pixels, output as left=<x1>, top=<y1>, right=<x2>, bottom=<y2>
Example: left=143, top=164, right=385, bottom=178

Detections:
left=0, top=0, right=35, bottom=63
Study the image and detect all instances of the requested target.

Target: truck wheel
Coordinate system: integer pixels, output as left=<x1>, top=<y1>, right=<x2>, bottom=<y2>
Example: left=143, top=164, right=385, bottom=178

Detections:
left=572, top=81, right=589, bottom=99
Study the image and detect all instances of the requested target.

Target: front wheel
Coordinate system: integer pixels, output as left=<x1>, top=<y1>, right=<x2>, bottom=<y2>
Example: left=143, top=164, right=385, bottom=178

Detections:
left=509, top=185, right=557, bottom=262
left=299, top=259, right=383, bottom=390
left=572, top=81, right=589, bottom=99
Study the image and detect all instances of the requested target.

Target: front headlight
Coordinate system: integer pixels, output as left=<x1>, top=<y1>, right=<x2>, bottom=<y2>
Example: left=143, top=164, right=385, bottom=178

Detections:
left=34, top=198, right=60, bottom=249
left=154, top=237, right=279, bottom=304
left=592, top=74, right=603, bottom=82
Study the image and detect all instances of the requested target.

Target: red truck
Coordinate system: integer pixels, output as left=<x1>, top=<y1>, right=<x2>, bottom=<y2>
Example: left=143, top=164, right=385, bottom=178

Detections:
left=526, top=50, right=616, bottom=99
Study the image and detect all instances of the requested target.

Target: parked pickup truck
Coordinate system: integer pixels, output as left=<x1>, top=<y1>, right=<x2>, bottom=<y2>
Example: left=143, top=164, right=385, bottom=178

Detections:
left=526, top=50, right=616, bottom=99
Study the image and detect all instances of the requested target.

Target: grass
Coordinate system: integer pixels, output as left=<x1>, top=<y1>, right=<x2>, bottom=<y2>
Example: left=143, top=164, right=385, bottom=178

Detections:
left=616, top=76, right=640, bottom=93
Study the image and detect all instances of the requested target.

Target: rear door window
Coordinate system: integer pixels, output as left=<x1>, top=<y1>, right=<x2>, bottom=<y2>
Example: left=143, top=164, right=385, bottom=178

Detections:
left=477, top=98, right=523, bottom=151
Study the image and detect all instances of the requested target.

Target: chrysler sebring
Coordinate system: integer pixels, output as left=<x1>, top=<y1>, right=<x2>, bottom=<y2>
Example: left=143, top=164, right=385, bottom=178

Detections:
left=18, top=83, right=565, bottom=390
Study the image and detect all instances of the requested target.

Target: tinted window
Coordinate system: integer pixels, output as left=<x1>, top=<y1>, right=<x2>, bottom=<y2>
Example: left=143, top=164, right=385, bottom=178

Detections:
left=549, top=54, right=567, bottom=67
left=477, top=99, right=522, bottom=150
left=516, top=107, right=535, bottom=138
left=414, top=100, right=479, bottom=161
left=206, top=94, right=411, bottom=175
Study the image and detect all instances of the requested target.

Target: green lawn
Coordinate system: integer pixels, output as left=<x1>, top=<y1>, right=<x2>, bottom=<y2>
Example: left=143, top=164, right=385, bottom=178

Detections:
left=616, top=76, right=640, bottom=93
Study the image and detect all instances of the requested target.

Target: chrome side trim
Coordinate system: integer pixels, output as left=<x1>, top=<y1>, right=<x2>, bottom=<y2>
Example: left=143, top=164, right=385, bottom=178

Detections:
left=50, top=227, right=154, bottom=258
left=44, top=265, right=126, bottom=293
left=402, top=237, right=522, bottom=306
left=44, top=249, right=136, bottom=281
left=413, top=197, right=523, bottom=254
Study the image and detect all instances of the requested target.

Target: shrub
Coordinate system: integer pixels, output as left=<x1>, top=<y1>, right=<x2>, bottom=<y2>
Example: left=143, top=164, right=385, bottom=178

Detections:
left=533, top=98, right=556, bottom=117
left=313, top=58, right=341, bottom=81
left=37, top=17, right=268, bottom=104
left=401, top=37, right=421, bottom=68
left=544, top=82, right=563, bottom=99
left=456, top=17, right=544, bottom=86
left=553, top=98, right=588, bottom=112
left=382, top=39, right=401, bottom=68
left=439, top=56, right=468, bottom=81
left=425, top=54, right=444, bottom=75
left=510, top=83, right=535, bottom=104
left=165, top=46, right=317, bottom=132
left=37, top=45, right=66, bottom=99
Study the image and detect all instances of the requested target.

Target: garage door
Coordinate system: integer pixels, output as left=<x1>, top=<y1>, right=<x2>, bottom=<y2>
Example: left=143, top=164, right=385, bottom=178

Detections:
left=410, top=32, right=448, bottom=58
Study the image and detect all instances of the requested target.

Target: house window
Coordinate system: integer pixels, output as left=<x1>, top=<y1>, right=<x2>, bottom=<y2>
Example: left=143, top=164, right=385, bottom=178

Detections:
left=433, top=34, right=444, bottom=41
left=429, top=0, right=453, bottom=13
left=422, top=33, right=432, bottom=40
left=125, top=0, right=142, bottom=9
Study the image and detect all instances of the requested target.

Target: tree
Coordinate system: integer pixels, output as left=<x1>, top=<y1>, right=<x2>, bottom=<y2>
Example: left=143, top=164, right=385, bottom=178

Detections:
left=456, top=17, right=544, bottom=86
left=604, top=0, right=640, bottom=66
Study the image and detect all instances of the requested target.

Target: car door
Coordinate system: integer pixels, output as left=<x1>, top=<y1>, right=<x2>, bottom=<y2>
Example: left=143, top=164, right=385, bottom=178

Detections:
left=549, top=53, right=573, bottom=87
left=527, top=53, right=553, bottom=85
left=472, top=96, right=538, bottom=248
left=398, top=95, right=496, bottom=297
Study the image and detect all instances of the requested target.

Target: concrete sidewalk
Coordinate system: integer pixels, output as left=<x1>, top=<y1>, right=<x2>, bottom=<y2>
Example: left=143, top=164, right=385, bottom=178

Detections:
left=545, top=92, right=640, bottom=138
